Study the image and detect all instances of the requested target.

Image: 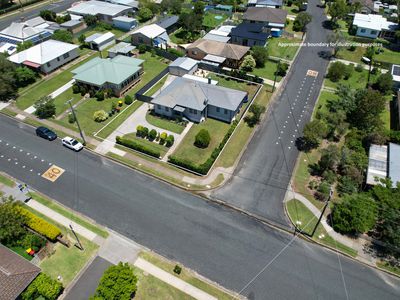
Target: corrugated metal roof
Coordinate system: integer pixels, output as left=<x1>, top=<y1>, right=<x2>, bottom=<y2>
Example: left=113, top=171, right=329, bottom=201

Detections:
left=366, top=144, right=387, bottom=185
left=389, top=143, right=400, bottom=186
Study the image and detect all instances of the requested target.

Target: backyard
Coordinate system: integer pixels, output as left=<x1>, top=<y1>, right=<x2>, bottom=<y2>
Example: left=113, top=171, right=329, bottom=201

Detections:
left=203, top=12, right=228, bottom=29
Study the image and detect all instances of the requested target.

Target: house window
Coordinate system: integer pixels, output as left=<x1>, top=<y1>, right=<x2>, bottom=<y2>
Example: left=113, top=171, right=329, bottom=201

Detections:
left=224, top=109, right=228, bottom=114
left=165, top=107, right=169, bottom=112
left=189, top=108, right=193, bottom=113
left=57, top=57, right=60, bottom=61
left=193, top=110, right=197, bottom=115
left=360, top=28, right=366, bottom=33
left=63, top=53, right=70, bottom=59
left=370, top=30, right=377, bottom=35
left=157, top=105, right=161, bottom=109
left=46, top=62, right=51, bottom=67
left=216, top=107, right=220, bottom=112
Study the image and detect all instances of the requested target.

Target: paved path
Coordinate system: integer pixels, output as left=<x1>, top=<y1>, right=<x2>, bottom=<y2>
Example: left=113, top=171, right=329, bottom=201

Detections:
left=0, top=102, right=10, bottom=111
left=50, top=79, right=75, bottom=98
left=331, top=58, right=389, bottom=73
left=134, top=257, right=218, bottom=300
left=162, top=122, right=193, bottom=162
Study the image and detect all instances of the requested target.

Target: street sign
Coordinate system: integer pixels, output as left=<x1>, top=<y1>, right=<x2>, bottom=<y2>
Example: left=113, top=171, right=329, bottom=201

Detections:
left=42, top=165, right=65, bottom=182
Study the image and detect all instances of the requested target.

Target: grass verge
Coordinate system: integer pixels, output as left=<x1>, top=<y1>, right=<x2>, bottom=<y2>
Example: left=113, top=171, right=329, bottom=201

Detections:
left=376, top=261, right=400, bottom=276
left=0, top=173, right=15, bottom=187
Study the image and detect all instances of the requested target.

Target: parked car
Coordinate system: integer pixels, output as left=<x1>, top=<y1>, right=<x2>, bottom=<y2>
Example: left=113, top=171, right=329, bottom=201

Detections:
left=36, top=126, right=57, bottom=141
left=62, top=137, right=83, bottom=151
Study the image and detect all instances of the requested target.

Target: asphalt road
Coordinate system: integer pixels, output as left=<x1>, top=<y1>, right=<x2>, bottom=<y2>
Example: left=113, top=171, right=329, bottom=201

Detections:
left=0, top=115, right=399, bottom=299
left=0, top=0, right=76, bottom=30
left=212, top=0, right=331, bottom=227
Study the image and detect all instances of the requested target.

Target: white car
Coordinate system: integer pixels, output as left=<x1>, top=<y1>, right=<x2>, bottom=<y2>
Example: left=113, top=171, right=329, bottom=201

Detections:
left=62, top=137, right=83, bottom=151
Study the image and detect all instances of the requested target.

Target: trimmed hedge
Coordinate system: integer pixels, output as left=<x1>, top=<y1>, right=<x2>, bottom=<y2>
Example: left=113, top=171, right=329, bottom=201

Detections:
left=18, top=207, right=61, bottom=241
left=116, top=136, right=161, bottom=158
left=169, top=120, right=239, bottom=174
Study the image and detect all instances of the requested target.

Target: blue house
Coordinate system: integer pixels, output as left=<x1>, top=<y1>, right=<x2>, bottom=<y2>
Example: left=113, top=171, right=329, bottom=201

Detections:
left=112, top=16, right=137, bottom=31
left=230, top=23, right=269, bottom=46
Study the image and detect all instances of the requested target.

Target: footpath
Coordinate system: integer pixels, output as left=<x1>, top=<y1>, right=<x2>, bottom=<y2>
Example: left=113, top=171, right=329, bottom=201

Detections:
left=0, top=179, right=220, bottom=300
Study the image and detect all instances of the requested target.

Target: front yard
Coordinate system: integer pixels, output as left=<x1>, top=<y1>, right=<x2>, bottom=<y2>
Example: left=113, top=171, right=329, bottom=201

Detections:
left=268, top=37, right=301, bottom=61
left=122, top=133, right=170, bottom=157
left=250, top=59, right=282, bottom=81
left=146, top=112, right=186, bottom=134
left=323, top=68, right=379, bottom=90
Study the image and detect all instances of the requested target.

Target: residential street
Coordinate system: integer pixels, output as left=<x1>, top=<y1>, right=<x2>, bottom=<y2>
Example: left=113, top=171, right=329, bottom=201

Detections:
left=212, top=0, right=330, bottom=227
left=0, top=114, right=399, bottom=299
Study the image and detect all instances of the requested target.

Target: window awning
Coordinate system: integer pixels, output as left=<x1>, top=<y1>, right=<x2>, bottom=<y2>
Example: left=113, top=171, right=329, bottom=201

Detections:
left=173, top=105, right=185, bottom=112
left=23, top=60, right=41, bottom=68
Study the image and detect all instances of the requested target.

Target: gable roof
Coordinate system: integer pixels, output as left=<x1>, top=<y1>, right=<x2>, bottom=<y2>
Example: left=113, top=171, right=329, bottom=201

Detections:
left=353, top=13, right=397, bottom=31
left=169, top=57, right=198, bottom=70
left=0, top=244, right=41, bottom=300
left=0, top=22, right=46, bottom=39
left=230, top=23, right=269, bottom=41
left=243, top=7, right=287, bottom=24
left=67, top=0, right=131, bottom=17
left=388, top=143, right=400, bottom=186
left=72, top=55, right=144, bottom=85
left=132, top=24, right=166, bottom=39
left=156, top=15, right=179, bottom=29
left=8, top=40, right=78, bottom=65
left=108, top=42, right=136, bottom=54
left=151, top=77, right=247, bottom=111
left=248, top=0, right=283, bottom=6
left=187, top=39, right=249, bottom=60
left=85, top=32, right=115, bottom=44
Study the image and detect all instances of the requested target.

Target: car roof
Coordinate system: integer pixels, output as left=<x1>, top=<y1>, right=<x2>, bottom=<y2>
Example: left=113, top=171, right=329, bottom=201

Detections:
left=37, top=126, right=49, bottom=131
left=64, top=136, right=75, bottom=142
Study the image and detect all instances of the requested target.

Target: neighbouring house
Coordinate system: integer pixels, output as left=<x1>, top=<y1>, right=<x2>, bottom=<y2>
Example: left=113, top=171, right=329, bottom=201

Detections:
left=202, top=25, right=235, bottom=43
left=8, top=39, right=79, bottom=74
left=0, top=244, right=41, bottom=300
left=67, top=0, right=132, bottom=24
left=107, top=42, right=136, bottom=57
left=151, top=77, right=248, bottom=123
left=0, top=42, right=17, bottom=55
left=186, top=39, right=250, bottom=68
left=349, top=0, right=375, bottom=14
left=112, top=16, right=137, bottom=31
left=215, top=4, right=233, bottom=13
left=391, top=64, right=400, bottom=90
left=131, top=24, right=169, bottom=47
left=230, top=23, right=270, bottom=46
left=0, top=16, right=57, bottom=45
left=156, top=15, right=179, bottom=34
left=168, top=57, right=198, bottom=76
left=367, top=143, right=400, bottom=186
left=85, top=32, right=116, bottom=51
left=242, top=7, right=287, bottom=35
left=352, top=13, right=397, bottom=39
left=60, top=19, right=87, bottom=34
left=72, top=55, right=144, bottom=96
left=397, top=90, right=400, bottom=131
left=247, top=0, right=283, bottom=8
left=103, top=0, right=139, bottom=10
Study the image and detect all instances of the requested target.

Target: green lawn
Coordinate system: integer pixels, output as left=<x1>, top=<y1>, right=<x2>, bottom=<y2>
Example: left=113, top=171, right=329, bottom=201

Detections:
left=16, top=52, right=97, bottom=110
left=140, top=252, right=237, bottom=300
left=53, top=88, right=82, bottom=116
left=169, top=27, right=200, bottom=44
left=123, top=133, right=169, bottom=157
left=0, top=173, right=15, bottom=187
left=208, top=74, right=259, bottom=98
left=172, top=118, right=230, bottom=165
left=146, top=112, right=186, bottom=134
left=286, top=199, right=358, bottom=257
left=282, top=5, right=300, bottom=15
left=31, top=192, right=108, bottom=238
left=377, top=261, right=400, bottom=276
left=249, top=59, right=282, bottom=81
left=133, top=266, right=195, bottom=300
left=203, top=12, right=228, bottom=29
left=268, top=37, right=301, bottom=61
left=324, top=68, right=378, bottom=90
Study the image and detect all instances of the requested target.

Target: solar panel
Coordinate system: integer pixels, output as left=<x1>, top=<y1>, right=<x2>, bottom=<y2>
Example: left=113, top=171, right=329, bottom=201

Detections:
left=393, top=65, right=400, bottom=76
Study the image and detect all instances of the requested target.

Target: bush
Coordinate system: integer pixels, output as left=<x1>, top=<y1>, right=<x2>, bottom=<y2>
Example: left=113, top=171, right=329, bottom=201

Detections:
left=18, top=207, right=61, bottom=240
left=327, top=61, right=346, bottom=82
left=240, top=55, right=256, bottom=72
left=34, top=96, right=55, bottom=119
left=165, top=134, right=174, bottom=147
left=315, top=182, right=331, bottom=201
left=116, top=136, right=160, bottom=158
left=93, top=110, right=108, bottom=122
left=373, top=73, right=393, bottom=94
left=14, top=66, right=36, bottom=87
left=95, top=90, right=105, bottom=101
left=138, top=44, right=147, bottom=53
left=159, top=132, right=167, bottom=145
left=22, top=273, right=63, bottom=300
left=173, top=265, right=182, bottom=275
left=343, top=64, right=353, bottom=80
left=355, top=64, right=363, bottom=72
left=371, top=67, right=379, bottom=75
left=275, top=62, right=289, bottom=77
left=19, top=232, right=46, bottom=252
left=124, top=95, right=133, bottom=105
left=68, top=113, right=75, bottom=124
left=252, top=46, right=269, bottom=68
left=72, top=84, right=80, bottom=94
left=244, top=104, right=266, bottom=127
left=195, top=129, right=211, bottom=148
left=149, top=129, right=157, bottom=140
left=136, top=125, right=144, bottom=137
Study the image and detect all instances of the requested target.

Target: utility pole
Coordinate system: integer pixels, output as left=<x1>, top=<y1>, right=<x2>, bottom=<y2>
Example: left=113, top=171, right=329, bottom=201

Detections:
left=311, top=187, right=333, bottom=237
left=66, top=99, right=86, bottom=145
left=366, top=58, right=372, bottom=88
left=69, top=224, right=84, bottom=250
left=272, top=60, right=281, bottom=92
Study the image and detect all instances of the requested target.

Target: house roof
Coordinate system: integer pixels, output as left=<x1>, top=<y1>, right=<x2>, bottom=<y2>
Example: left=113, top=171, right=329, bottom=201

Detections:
left=230, top=22, right=269, bottom=41
left=108, top=42, right=136, bottom=54
left=242, top=7, right=287, bottom=24
left=112, top=16, right=136, bottom=23
left=392, top=65, right=400, bottom=83
left=85, top=32, right=115, bottom=44
left=203, top=32, right=231, bottom=43
left=61, top=19, right=83, bottom=28
left=0, top=244, right=41, bottom=300
left=389, top=143, right=400, bottom=186
left=72, top=55, right=144, bottom=86
left=67, top=0, right=131, bottom=17
left=0, top=22, right=46, bottom=39
left=248, top=0, right=283, bottom=6
left=0, top=42, right=17, bottom=55
left=132, top=24, right=165, bottom=39
left=353, top=13, right=397, bottom=31
left=187, top=39, right=249, bottom=60
left=8, top=40, right=78, bottom=65
left=349, top=0, right=374, bottom=10
left=169, top=57, right=198, bottom=70
left=151, top=77, right=247, bottom=111
left=366, top=144, right=388, bottom=185
left=25, top=16, right=47, bottom=27
left=156, top=15, right=179, bottom=29
left=107, top=0, right=139, bottom=8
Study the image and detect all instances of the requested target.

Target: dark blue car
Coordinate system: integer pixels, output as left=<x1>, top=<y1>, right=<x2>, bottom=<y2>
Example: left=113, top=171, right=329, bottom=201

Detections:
left=36, top=126, right=57, bottom=141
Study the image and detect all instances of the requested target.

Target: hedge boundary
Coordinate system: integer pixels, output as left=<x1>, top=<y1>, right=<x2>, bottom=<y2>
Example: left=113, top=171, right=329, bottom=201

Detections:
left=116, top=136, right=161, bottom=158
left=19, top=207, right=61, bottom=241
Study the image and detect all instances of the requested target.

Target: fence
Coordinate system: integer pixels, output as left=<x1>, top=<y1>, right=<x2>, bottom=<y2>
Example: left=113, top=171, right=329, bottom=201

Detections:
left=135, top=67, right=169, bottom=100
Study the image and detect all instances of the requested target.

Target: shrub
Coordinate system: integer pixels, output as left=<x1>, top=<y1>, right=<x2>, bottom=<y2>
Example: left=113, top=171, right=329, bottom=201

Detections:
left=327, top=61, right=345, bottom=82
left=116, top=136, right=160, bottom=158
left=165, top=134, right=174, bottom=147
left=124, top=95, right=133, bottom=105
left=18, top=207, right=61, bottom=240
left=68, top=113, right=75, bottom=124
left=149, top=129, right=157, bottom=140
left=343, top=64, right=353, bottom=80
left=275, top=62, right=289, bottom=77
left=371, top=67, right=379, bottom=75
left=34, top=96, right=55, bottom=119
left=244, top=104, right=266, bottom=127
left=173, top=265, right=182, bottom=275
left=72, top=84, right=80, bottom=94
left=14, top=67, right=36, bottom=87
left=167, top=48, right=184, bottom=57
left=373, top=73, right=393, bottom=94
left=159, top=132, right=167, bottom=145
left=355, top=64, right=363, bottom=72
left=22, top=273, right=63, bottom=300
left=315, top=182, right=331, bottom=201
left=19, top=232, right=46, bottom=252
left=348, top=45, right=356, bottom=51
left=142, top=127, right=149, bottom=138
left=93, top=110, right=108, bottom=122
left=252, top=46, right=269, bottom=68
left=195, top=129, right=211, bottom=148
left=138, top=44, right=147, bottom=53
left=95, top=90, right=105, bottom=101
left=136, top=125, right=144, bottom=137
left=240, top=55, right=256, bottom=72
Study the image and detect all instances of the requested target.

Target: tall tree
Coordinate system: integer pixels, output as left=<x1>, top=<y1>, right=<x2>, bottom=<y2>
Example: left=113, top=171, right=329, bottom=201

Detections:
left=328, top=0, right=348, bottom=24
left=251, top=46, right=269, bottom=67
left=0, top=197, right=27, bottom=246
left=0, top=54, right=17, bottom=101
left=293, top=12, right=312, bottom=32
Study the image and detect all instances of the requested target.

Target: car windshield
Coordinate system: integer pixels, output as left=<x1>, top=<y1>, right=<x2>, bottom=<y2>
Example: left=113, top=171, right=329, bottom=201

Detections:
left=71, top=140, right=78, bottom=146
